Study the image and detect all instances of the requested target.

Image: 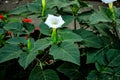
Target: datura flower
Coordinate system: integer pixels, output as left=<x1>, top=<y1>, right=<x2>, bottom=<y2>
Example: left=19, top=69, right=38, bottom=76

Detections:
left=45, top=14, right=65, bottom=43
left=101, top=0, right=117, bottom=3
left=45, top=14, right=65, bottom=28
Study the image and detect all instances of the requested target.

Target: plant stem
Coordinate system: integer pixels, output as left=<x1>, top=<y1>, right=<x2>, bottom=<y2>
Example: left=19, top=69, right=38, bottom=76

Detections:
left=108, top=2, right=115, bottom=19
left=51, top=28, right=57, bottom=43
left=39, top=61, right=43, bottom=70
left=74, top=15, right=77, bottom=30
left=27, top=37, right=31, bottom=52
left=42, top=0, right=46, bottom=17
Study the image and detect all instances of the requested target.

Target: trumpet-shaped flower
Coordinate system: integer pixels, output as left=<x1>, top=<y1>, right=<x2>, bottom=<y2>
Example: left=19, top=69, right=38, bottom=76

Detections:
left=45, top=14, right=65, bottom=28
left=101, top=0, right=117, bottom=3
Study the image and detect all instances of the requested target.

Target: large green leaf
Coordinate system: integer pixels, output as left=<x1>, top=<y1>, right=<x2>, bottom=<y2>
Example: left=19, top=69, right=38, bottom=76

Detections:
left=29, top=66, right=60, bottom=80
left=27, top=3, right=41, bottom=13
left=89, top=49, right=120, bottom=80
left=114, top=7, right=120, bottom=18
left=23, top=23, right=35, bottom=33
left=7, top=37, right=27, bottom=45
left=94, top=49, right=120, bottom=67
left=106, top=49, right=120, bottom=67
left=57, top=62, right=80, bottom=80
left=18, top=51, right=38, bottom=69
left=89, top=7, right=112, bottom=24
left=77, top=11, right=93, bottom=23
left=94, top=23, right=112, bottom=36
left=46, top=0, right=77, bottom=9
left=74, top=29, right=102, bottom=48
left=4, top=22, right=23, bottom=34
left=39, top=22, right=51, bottom=36
left=87, top=70, right=99, bottom=80
left=87, top=69, right=120, bottom=80
left=9, top=6, right=28, bottom=15
left=49, top=42, right=80, bottom=65
left=62, top=15, right=74, bottom=27
left=0, top=44, right=22, bottom=63
left=0, top=29, right=4, bottom=34
left=86, top=48, right=107, bottom=64
left=86, top=36, right=112, bottom=64
left=58, top=29, right=83, bottom=43
left=87, top=70, right=113, bottom=80
left=32, top=37, right=52, bottom=52
left=4, top=22, right=23, bottom=30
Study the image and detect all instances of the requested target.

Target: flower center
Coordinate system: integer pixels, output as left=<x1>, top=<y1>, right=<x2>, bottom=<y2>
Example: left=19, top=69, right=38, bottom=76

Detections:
left=52, top=21, right=58, bottom=25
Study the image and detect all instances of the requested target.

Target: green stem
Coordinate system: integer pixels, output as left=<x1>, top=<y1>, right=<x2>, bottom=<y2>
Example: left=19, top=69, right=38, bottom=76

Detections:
left=51, top=28, right=57, bottom=43
left=108, top=2, right=115, bottom=19
left=27, top=38, right=31, bottom=52
left=42, top=0, right=46, bottom=17
left=39, top=61, right=43, bottom=70
left=39, top=61, right=47, bottom=80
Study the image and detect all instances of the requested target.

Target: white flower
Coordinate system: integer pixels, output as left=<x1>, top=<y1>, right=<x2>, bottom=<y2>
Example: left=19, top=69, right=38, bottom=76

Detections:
left=45, top=14, right=65, bottom=28
left=101, top=0, right=117, bottom=3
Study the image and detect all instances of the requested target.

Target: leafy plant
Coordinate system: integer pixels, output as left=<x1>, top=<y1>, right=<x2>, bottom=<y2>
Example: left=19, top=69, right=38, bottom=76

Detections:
left=0, top=0, right=120, bottom=80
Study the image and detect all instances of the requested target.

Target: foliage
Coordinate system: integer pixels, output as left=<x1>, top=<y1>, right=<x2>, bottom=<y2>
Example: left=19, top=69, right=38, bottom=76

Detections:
left=0, top=0, right=120, bottom=80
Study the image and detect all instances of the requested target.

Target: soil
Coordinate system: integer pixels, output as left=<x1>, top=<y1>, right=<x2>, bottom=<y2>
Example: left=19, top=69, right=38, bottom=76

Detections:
left=0, top=0, right=33, bottom=12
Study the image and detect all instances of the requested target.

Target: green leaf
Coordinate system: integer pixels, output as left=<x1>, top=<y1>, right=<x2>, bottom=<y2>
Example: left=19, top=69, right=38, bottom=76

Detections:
left=27, top=3, right=41, bottom=13
left=89, top=12, right=111, bottom=24
left=8, top=17, right=21, bottom=23
left=77, top=11, right=93, bottom=23
left=58, top=29, right=83, bottom=43
left=50, top=42, right=80, bottom=65
left=87, top=70, right=119, bottom=80
left=106, top=49, right=120, bottom=67
left=95, top=62, right=113, bottom=74
left=9, top=5, right=28, bottom=15
left=29, top=66, right=60, bottom=80
left=62, top=15, right=74, bottom=27
left=115, top=7, right=120, bottom=18
left=23, top=23, right=35, bottom=33
left=87, top=70, right=99, bottom=80
left=7, top=37, right=27, bottom=44
left=89, top=7, right=112, bottom=24
left=57, top=62, right=80, bottom=80
left=74, top=29, right=102, bottom=48
left=46, top=0, right=77, bottom=9
left=18, top=51, right=38, bottom=69
left=0, top=44, right=22, bottom=63
left=39, top=22, right=51, bottom=36
left=32, top=37, right=52, bottom=52
left=94, top=23, right=112, bottom=36
left=4, top=22, right=23, bottom=32
left=0, top=29, right=4, bottom=34
left=86, top=47, right=108, bottom=64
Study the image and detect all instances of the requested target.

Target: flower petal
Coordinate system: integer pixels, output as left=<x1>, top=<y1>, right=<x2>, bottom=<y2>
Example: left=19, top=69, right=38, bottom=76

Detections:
left=45, top=14, right=65, bottom=28
left=101, top=0, right=117, bottom=3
